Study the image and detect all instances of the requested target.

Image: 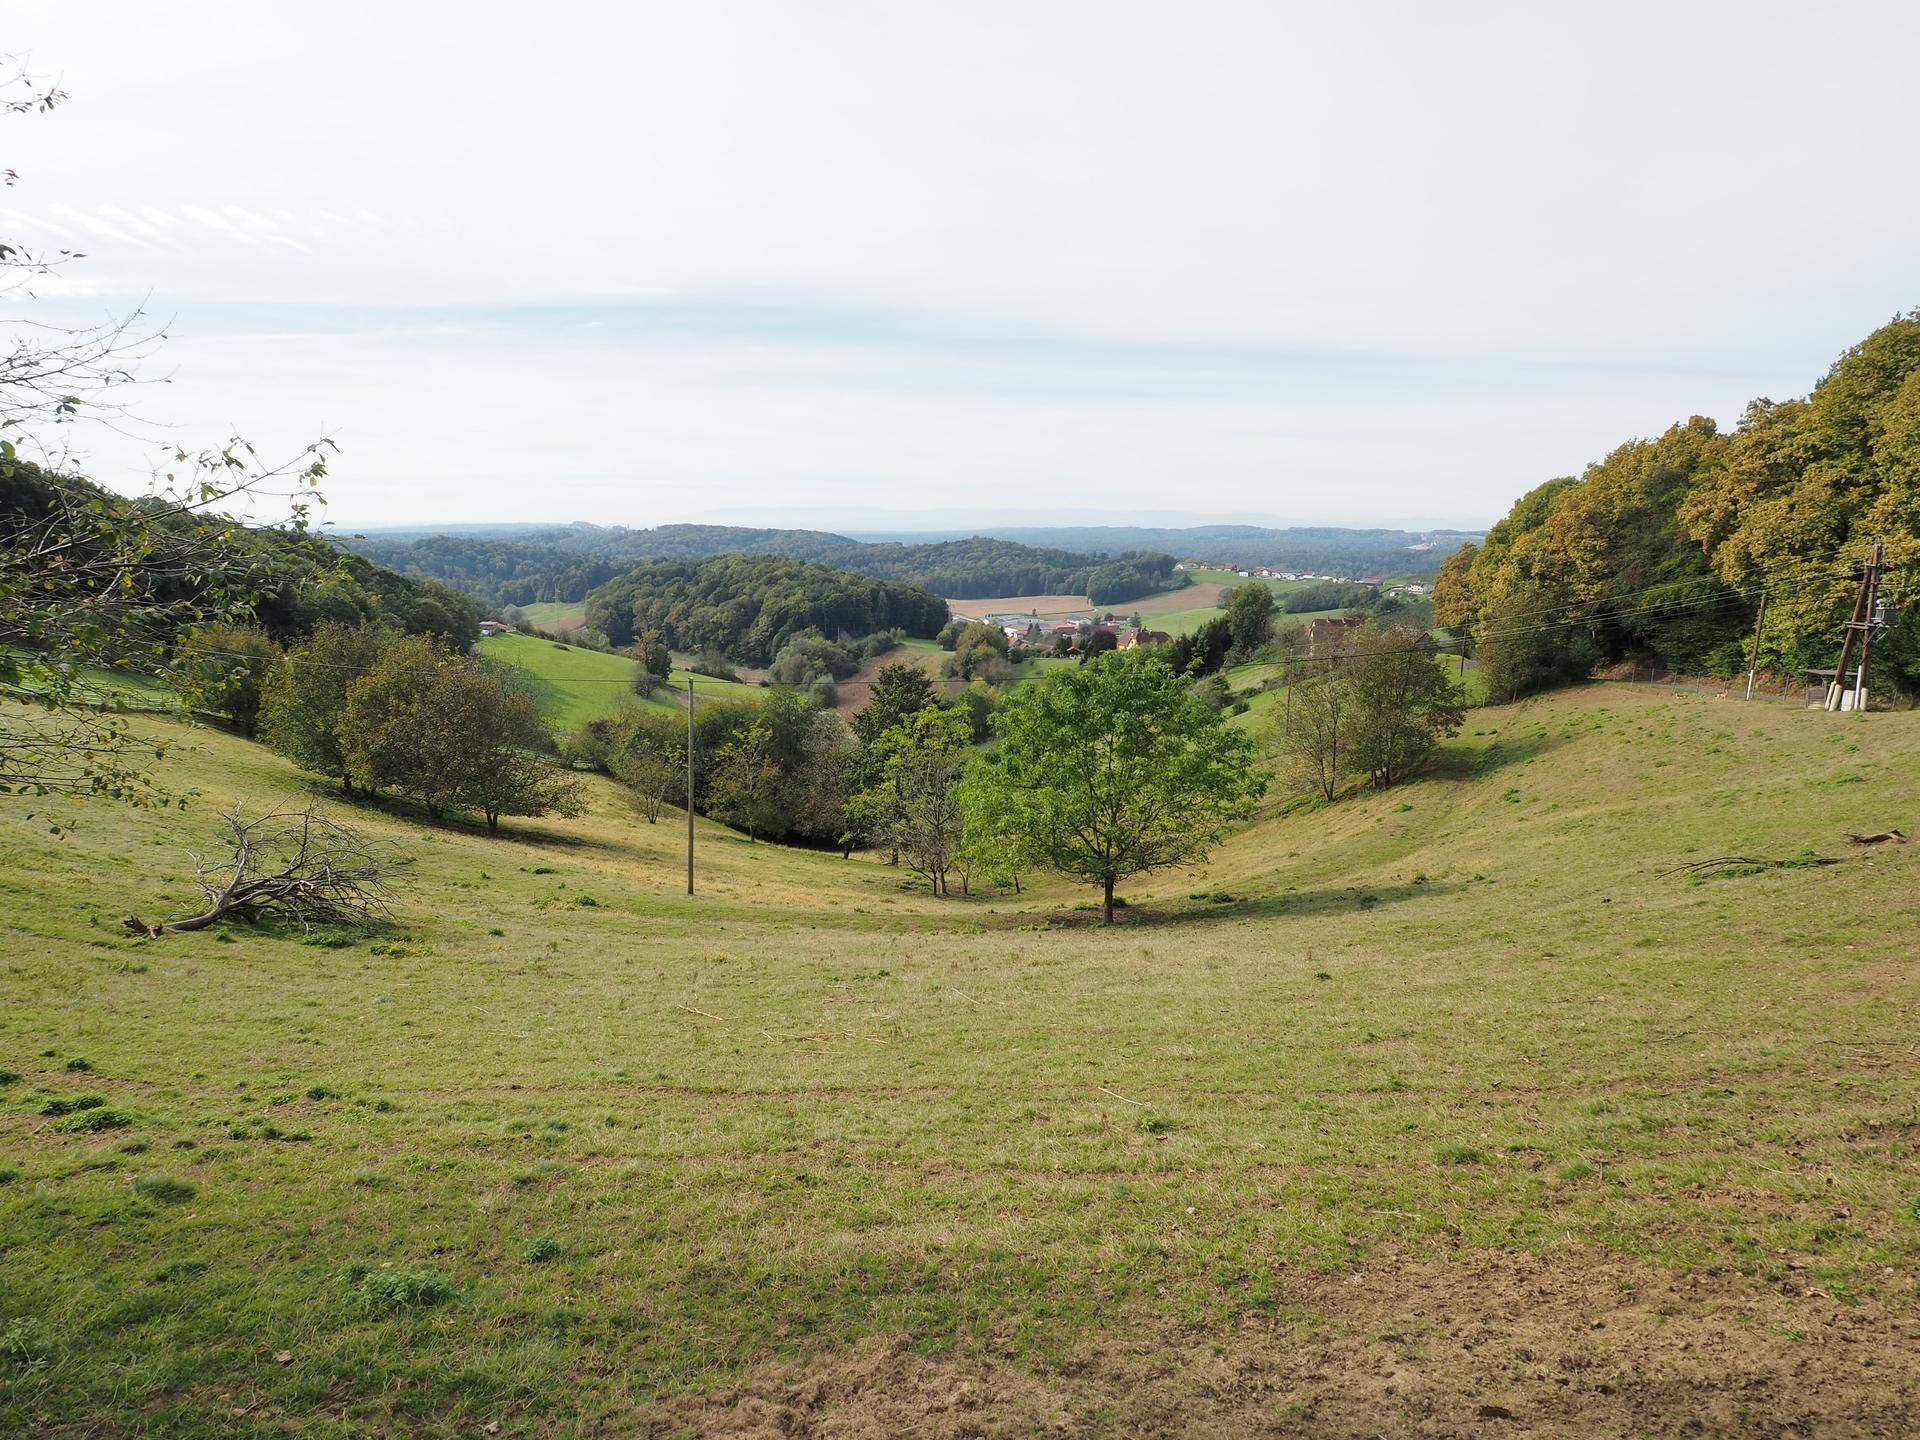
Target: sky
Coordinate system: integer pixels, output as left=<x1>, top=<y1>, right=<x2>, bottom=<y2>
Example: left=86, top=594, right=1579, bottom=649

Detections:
left=5, top=0, right=1919, bottom=533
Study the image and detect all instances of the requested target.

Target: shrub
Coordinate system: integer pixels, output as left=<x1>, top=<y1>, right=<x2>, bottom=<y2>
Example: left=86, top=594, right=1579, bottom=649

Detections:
left=0, top=1070, right=19, bottom=1085
left=64, top=1058, right=92, bottom=1073
left=522, top=1235, right=562, bottom=1263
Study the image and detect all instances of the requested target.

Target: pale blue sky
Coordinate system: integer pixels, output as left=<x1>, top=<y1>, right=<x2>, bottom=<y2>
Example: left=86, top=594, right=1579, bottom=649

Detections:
left=6, top=0, right=1918, bottom=529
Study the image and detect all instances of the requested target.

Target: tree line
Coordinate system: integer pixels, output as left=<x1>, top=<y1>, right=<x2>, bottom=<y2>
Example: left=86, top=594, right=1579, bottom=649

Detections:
left=581, top=554, right=949, bottom=663
left=1436, top=313, right=1920, bottom=701
left=340, top=525, right=1193, bottom=608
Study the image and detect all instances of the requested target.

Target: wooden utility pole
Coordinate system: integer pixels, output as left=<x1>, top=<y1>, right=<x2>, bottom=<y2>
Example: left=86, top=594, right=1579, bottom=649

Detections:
left=1854, top=539, right=1885, bottom=711
left=1825, top=540, right=1882, bottom=712
left=685, top=676, right=695, bottom=894
left=1744, top=592, right=1769, bottom=700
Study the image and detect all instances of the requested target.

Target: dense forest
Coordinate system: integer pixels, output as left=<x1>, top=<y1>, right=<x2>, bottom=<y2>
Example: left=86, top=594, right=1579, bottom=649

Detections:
left=854, top=523, right=1483, bottom=575
left=1436, top=312, right=1920, bottom=697
left=3, top=463, right=482, bottom=651
left=582, top=554, right=949, bottom=663
left=339, top=525, right=1190, bottom=607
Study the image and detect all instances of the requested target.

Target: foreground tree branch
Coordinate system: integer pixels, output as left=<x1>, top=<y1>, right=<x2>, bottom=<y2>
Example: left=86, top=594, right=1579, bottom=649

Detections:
left=125, top=805, right=400, bottom=936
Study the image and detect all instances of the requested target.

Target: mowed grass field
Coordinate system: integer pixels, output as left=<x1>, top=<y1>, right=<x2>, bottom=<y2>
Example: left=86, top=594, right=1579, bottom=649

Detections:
left=515, top=602, right=586, bottom=635
left=478, top=632, right=762, bottom=733
left=3, top=687, right=1919, bottom=1434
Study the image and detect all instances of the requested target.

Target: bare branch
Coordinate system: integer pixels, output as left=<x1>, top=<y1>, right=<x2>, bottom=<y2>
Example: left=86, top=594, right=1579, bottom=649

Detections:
left=124, top=804, right=404, bottom=937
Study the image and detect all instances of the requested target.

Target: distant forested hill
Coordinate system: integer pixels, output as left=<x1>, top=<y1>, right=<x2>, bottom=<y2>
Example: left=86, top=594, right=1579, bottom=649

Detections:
left=337, top=525, right=1189, bottom=606
left=847, top=524, right=1483, bottom=575
left=582, top=554, right=948, bottom=663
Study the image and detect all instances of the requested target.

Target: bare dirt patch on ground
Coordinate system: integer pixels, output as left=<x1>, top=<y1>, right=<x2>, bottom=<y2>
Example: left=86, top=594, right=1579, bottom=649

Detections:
left=634, top=1251, right=1920, bottom=1438
left=832, top=645, right=950, bottom=714
left=1133, top=581, right=1225, bottom=617
left=941, top=593, right=1092, bottom=622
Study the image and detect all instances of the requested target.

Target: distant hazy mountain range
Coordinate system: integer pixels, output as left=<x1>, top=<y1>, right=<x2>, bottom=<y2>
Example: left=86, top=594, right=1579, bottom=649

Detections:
left=334, top=521, right=1479, bottom=609
left=842, top=524, right=1482, bottom=571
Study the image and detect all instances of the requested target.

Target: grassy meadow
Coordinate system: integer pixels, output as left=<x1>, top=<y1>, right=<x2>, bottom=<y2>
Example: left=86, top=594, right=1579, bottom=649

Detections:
left=478, top=632, right=761, bottom=733
left=2, top=685, right=1918, bottom=1433
left=514, top=602, right=587, bottom=635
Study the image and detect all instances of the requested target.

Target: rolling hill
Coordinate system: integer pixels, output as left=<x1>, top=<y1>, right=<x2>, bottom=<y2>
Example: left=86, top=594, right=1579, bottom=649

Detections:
left=3, top=683, right=1915, bottom=1431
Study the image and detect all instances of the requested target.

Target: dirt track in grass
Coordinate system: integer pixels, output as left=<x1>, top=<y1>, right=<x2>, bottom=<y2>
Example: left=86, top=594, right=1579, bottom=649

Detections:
left=637, top=1251, right=1920, bottom=1437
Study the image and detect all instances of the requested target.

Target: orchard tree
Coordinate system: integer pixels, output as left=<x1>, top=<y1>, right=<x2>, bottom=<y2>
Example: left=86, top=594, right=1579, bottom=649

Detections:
left=1345, top=625, right=1465, bottom=787
left=944, top=621, right=1009, bottom=681
left=608, top=709, right=684, bottom=822
left=338, top=640, right=577, bottom=830
left=635, top=629, right=673, bottom=681
left=1279, top=668, right=1352, bottom=802
left=706, top=717, right=783, bottom=840
left=852, top=704, right=972, bottom=894
left=458, top=667, right=581, bottom=832
left=338, top=636, right=468, bottom=817
left=260, top=621, right=385, bottom=793
left=980, top=652, right=1267, bottom=922
left=176, top=623, right=279, bottom=735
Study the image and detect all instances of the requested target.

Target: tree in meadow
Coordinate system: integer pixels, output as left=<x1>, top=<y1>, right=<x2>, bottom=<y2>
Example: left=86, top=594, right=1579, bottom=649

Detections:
left=261, top=621, right=386, bottom=792
left=978, top=652, right=1267, bottom=922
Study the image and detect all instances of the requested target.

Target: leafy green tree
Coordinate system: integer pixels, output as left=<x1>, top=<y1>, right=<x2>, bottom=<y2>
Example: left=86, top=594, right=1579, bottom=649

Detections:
left=770, top=628, right=858, bottom=688
left=635, top=630, right=673, bottom=680
left=608, top=708, right=684, bottom=822
left=261, top=621, right=385, bottom=792
left=1476, top=582, right=1598, bottom=703
left=1278, top=668, right=1353, bottom=802
left=339, top=640, right=576, bottom=830
left=338, top=636, right=473, bottom=819
left=706, top=718, right=783, bottom=841
left=851, top=705, right=972, bottom=894
left=176, top=623, right=280, bottom=736
left=458, top=667, right=582, bottom=832
left=853, top=662, right=938, bottom=746
left=945, top=621, right=1010, bottom=681
left=1344, top=625, right=1465, bottom=787
left=1226, top=583, right=1275, bottom=655
left=978, top=653, right=1268, bottom=922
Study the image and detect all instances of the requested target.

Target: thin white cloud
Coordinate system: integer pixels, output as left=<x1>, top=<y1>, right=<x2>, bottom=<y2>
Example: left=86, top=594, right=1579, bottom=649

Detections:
left=4, top=0, right=1917, bottom=526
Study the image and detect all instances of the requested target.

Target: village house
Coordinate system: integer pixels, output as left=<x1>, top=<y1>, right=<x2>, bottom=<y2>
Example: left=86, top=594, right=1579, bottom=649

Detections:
left=1119, top=627, right=1171, bottom=650
left=478, top=619, right=511, bottom=637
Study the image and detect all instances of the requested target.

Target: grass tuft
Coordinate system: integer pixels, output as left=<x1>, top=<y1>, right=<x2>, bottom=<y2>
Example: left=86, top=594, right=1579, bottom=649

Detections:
left=349, top=1266, right=456, bottom=1313
left=132, top=1176, right=197, bottom=1204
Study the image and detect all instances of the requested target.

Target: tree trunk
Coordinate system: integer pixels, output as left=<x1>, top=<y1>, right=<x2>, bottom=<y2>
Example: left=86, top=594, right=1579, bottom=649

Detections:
left=486, top=810, right=499, bottom=833
left=1102, top=875, right=1115, bottom=924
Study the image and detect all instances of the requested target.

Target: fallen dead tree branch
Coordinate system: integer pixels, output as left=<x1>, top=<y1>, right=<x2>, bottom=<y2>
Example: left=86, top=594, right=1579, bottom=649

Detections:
left=125, top=805, right=399, bottom=937
left=1656, top=852, right=1841, bottom=880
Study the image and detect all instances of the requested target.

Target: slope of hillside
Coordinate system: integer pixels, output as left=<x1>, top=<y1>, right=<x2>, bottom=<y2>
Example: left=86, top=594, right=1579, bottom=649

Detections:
left=478, top=630, right=759, bottom=731
left=2, top=687, right=1916, bottom=1434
